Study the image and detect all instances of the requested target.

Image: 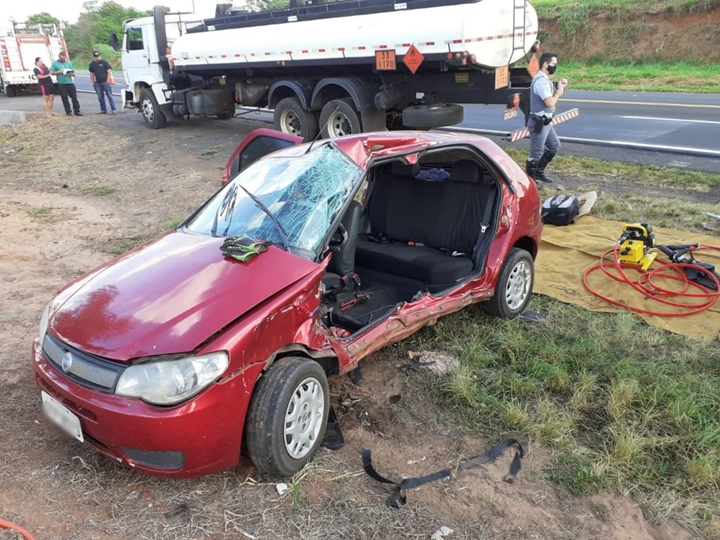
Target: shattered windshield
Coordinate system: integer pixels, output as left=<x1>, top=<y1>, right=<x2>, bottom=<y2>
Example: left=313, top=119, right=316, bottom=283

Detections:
left=186, top=144, right=363, bottom=254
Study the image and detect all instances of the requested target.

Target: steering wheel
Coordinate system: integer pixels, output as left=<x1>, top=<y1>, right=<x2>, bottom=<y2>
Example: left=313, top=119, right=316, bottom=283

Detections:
left=330, top=222, right=348, bottom=248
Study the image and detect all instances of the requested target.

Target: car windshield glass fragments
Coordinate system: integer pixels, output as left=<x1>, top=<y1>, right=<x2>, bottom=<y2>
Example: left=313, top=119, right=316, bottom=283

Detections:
left=187, top=144, right=363, bottom=252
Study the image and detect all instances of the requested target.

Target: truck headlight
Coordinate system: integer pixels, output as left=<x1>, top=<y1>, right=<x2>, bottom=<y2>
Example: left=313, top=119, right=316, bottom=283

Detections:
left=115, top=352, right=229, bottom=406
left=38, top=304, right=50, bottom=346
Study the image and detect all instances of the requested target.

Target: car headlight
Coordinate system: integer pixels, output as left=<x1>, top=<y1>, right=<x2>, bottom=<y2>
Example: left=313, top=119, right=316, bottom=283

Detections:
left=38, top=304, right=51, bottom=346
left=115, top=352, right=229, bottom=406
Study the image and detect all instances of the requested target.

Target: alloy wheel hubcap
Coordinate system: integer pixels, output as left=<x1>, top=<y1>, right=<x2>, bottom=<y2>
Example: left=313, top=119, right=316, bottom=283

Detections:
left=505, top=260, right=531, bottom=310
left=284, top=377, right=324, bottom=459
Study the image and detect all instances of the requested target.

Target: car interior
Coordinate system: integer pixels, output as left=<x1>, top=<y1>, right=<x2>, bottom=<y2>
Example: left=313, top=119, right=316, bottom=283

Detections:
left=320, top=149, right=501, bottom=334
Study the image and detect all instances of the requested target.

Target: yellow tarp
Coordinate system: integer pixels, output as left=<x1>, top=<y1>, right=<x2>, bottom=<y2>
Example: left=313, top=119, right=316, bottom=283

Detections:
left=534, top=216, right=720, bottom=341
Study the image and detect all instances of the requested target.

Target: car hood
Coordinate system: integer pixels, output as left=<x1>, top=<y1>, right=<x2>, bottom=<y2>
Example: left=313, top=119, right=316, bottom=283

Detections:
left=49, top=231, right=318, bottom=361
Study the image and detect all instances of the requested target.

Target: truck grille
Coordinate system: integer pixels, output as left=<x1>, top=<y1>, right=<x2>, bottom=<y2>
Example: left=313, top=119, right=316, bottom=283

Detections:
left=42, top=334, right=124, bottom=392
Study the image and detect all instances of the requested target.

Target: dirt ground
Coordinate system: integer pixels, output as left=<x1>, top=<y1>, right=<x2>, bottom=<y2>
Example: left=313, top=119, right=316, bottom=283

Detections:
left=0, top=96, right=706, bottom=540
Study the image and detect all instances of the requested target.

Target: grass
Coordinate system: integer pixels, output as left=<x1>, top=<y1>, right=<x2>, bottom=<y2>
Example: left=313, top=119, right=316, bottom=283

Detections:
left=533, top=0, right=720, bottom=19
left=504, top=147, right=720, bottom=190
left=98, top=218, right=184, bottom=254
left=81, top=185, right=118, bottom=196
left=407, top=299, right=720, bottom=535
left=25, top=206, right=53, bottom=220
left=559, top=60, right=720, bottom=93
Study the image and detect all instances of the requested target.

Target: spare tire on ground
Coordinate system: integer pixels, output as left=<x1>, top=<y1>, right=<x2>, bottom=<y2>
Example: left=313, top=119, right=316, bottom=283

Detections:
left=401, top=103, right=464, bottom=129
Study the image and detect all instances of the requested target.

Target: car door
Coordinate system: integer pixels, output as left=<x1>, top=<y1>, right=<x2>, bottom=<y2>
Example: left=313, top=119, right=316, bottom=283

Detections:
left=222, top=129, right=302, bottom=185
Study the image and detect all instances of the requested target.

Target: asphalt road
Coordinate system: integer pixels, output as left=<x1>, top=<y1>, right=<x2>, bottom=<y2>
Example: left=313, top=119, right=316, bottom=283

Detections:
left=5, top=74, right=720, bottom=173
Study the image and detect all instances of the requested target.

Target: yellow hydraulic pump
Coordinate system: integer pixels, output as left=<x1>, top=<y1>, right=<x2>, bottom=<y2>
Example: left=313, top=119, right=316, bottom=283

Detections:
left=617, top=223, right=657, bottom=271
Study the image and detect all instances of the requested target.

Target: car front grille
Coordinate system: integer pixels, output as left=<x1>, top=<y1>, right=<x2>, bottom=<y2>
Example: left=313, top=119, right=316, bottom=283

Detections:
left=43, top=334, right=124, bottom=392
left=121, top=447, right=185, bottom=470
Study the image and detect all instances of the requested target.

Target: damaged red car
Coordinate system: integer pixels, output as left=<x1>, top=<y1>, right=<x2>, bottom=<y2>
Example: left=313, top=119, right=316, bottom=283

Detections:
left=33, top=128, right=542, bottom=478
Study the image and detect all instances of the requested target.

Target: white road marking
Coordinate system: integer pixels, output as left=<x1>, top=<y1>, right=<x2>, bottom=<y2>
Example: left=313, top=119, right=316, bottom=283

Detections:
left=620, top=115, right=720, bottom=125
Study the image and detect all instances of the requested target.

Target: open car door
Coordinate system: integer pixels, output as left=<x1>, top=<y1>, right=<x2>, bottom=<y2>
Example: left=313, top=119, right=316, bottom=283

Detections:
left=222, top=128, right=302, bottom=185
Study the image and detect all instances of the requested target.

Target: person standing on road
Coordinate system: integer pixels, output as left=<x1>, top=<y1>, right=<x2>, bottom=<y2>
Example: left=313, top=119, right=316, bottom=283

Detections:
left=50, top=51, right=82, bottom=116
left=526, top=52, right=567, bottom=184
left=88, top=51, right=117, bottom=115
left=34, top=57, right=55, bottom=117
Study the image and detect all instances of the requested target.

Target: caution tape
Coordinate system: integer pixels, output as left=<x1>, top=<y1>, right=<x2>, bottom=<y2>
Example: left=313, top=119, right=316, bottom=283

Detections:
left=508, top=108, right=580, bottom=142
left=362, top=438, right=524, bottom=508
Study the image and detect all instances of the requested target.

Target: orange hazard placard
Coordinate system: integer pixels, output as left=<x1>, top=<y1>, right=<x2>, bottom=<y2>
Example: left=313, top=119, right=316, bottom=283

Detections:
left=375, top=50, right=396, bottom=71
left=495, top=65, right=509, bottom=89
left=402, top=44, right=424, bottom=75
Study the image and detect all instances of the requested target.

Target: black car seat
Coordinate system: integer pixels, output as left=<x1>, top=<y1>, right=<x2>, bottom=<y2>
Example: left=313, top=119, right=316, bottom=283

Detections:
left=325, top=200, right=362, bottom=290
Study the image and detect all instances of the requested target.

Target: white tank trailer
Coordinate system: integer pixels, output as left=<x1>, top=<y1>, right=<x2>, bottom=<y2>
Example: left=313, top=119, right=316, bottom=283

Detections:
left=117, top=0, right=540, bottom=140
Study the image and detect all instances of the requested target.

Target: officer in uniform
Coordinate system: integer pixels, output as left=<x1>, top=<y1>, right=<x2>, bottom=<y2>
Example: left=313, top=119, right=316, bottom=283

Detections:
left=526, top=52, right=568, bottom=183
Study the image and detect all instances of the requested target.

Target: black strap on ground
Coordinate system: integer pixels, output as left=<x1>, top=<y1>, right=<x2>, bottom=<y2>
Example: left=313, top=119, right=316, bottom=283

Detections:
left=362, top=438, right=524, bottom=508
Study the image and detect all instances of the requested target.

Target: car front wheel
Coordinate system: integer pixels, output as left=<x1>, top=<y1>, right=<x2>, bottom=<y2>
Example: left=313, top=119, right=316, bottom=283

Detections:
left=245, top=357, right=329, bottom=476
left=485, top=248, right=534, bottom=319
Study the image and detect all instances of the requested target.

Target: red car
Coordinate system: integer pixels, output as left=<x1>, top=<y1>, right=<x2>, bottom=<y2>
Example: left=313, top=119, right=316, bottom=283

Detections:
left=33, top=128, right=542, bottom=478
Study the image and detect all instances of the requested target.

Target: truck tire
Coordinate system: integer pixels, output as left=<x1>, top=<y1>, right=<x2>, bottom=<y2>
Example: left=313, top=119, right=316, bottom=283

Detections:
left=140, top=88, right=167, bottom=129
left=6, top=85, right=17, bottom=97
left=274, top=97, right=318, bottom=142
left=319, top=98, right=361, bottom=138
left=484, top=248, right=534, bottom=319
left=245, top=357, right=329, bottom=476
left=402, top=103, right=464, bottom=129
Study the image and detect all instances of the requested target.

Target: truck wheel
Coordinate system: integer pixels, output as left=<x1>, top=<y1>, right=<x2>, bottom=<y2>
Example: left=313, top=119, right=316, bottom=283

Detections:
left=402, top=103, right=464, bottom=129
left=6, top=85, right=17, bottom=97
left=484, top=248, right=534, bottom=319
left=245, top=357, right=329, bottom=476
left=320, top=98, right=361, bottom=138
left=274, top=97, right=318, bottom=142
left=140, top=88, right=167, bottom=129
left=216, top=111, right=234, bottom=120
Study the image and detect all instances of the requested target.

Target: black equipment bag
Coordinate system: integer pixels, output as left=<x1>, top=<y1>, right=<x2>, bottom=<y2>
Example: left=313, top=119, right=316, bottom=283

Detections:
left=541, top=194, right=579, bottom=226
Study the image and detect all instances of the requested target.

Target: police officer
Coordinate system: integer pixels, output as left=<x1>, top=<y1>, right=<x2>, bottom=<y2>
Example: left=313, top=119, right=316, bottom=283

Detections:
left=526, top=52, right=567, bottom=183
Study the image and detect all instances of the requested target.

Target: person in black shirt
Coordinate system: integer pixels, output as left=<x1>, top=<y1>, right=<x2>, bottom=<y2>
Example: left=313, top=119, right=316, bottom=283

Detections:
left=88, top=51, right=117, bottom=114
left=34, top=57, right=56, bottom=117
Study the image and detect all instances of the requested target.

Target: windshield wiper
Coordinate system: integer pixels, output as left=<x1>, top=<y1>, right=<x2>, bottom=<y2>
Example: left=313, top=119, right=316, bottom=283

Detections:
left=235, top=183, right=291, bottom=252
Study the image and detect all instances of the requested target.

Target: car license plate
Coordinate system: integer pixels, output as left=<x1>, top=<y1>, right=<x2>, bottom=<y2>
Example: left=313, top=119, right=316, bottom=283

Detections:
left=41, top=391, right=84, bottom=442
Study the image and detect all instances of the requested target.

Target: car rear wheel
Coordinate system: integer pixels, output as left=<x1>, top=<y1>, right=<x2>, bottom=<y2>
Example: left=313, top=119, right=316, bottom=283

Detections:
left=140, top=88, right=166, bottom=129
left=245, top=357, right=329, bottom=476
left=485, top=248, right=534, bottom=319
left=274, top=97, right=318, bottom=142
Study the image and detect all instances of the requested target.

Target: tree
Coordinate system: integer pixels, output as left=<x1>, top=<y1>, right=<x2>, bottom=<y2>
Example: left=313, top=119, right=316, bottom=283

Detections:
left=26, top=12, right=61, bottom=25
left=63, top=0, right=148, bottom=58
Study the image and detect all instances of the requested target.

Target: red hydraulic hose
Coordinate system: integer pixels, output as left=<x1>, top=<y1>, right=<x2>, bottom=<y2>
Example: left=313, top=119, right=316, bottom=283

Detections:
left=0, top=518, right=36, bottom=540
left=583, top=244, right=720, bottom=317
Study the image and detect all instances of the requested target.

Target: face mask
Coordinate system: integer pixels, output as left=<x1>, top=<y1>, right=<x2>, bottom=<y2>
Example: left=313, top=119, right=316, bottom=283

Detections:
left=547, top=65, right=557, bottom=75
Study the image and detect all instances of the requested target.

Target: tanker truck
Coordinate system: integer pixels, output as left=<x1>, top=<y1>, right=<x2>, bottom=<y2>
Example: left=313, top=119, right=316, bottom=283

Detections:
left=114, top=0, right=540, bottom=140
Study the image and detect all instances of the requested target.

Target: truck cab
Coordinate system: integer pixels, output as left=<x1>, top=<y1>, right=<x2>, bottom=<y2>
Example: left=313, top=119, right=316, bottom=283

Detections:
left=118, top=12, right=198, bottom=113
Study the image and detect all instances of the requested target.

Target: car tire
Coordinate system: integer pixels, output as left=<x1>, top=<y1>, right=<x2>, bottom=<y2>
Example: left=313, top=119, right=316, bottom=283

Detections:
left=485, top=248, right=534, bottom=319
left=319, top=98, right=361, bottom=138
left=140, top=88, right=167, bottom=129
left=274, top=97, right=318, bottom=142
left=245, top=356, right=330, bottom=476
left=401, top=103, right=464, bottom=129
